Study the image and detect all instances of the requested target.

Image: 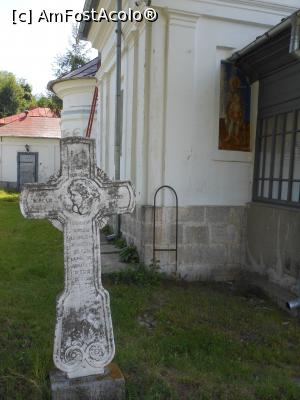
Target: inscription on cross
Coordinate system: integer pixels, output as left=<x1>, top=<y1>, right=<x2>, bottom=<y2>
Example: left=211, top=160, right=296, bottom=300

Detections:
left=20, top=137, right=135, bottom=379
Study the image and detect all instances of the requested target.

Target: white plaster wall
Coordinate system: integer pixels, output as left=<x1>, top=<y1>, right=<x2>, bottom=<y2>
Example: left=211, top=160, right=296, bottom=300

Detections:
left=161, top=13, right=262, bottom=206
left=87, top=0, right=299, bottom=206
left=52, top=78, right=99, bottom=163
left=0, top=137, right=60, bottom=184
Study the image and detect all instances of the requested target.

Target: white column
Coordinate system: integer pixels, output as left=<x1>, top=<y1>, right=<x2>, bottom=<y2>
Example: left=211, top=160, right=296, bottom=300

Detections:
left=52, top=79, right=97, bottom=139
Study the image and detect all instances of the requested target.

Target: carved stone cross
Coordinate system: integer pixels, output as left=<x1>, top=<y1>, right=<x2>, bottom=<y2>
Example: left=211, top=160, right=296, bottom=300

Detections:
left=20, top=137, right=135, bottom=379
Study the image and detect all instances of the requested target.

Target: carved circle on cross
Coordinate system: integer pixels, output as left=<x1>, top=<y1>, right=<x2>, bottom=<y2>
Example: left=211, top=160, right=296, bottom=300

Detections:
left=67, top=179, right=100, bottom=216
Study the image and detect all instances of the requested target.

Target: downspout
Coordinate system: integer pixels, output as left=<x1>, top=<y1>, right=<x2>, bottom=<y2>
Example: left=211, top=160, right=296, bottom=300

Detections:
left=115, top=0, right=122, bottom=235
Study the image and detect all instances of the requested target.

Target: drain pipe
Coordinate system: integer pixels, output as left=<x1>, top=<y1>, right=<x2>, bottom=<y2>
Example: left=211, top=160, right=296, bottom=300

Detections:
left=114, top=0, right=122, bottom=235
left=286, top=298, right=300, bottom=310
left=115, top=0, right=122, bottom=182
left=286, top=280, right=300, bottom=311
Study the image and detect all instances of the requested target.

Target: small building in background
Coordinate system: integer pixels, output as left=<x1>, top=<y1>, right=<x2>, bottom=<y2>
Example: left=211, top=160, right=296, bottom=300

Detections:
left=0, top=107, right=61, bottom=190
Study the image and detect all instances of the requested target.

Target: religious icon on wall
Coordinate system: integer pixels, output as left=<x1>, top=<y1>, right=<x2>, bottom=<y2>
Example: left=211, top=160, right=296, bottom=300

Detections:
left=219, top=60, right=251, bottom=151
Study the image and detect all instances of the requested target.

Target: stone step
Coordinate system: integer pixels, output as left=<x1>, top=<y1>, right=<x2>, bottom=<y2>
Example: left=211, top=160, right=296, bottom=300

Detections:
left=100, top=233, right=127, bottom=273
left=101, top=243, right=121, bottom=255
left=101, top=252, right=127, bottom=274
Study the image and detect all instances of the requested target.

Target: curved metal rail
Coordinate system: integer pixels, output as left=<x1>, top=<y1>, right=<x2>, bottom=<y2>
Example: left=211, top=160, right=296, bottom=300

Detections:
left=153, top=185, right=178, bottom=272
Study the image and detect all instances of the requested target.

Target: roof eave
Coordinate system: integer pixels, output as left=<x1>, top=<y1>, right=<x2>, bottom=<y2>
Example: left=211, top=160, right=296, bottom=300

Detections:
left=78, top=0, right=100, bottom=40
left=0, top=134, right=61, bottom=139
left=228, top=10, right=300, bottom=64
left=47, top=76, right=96, bottom=94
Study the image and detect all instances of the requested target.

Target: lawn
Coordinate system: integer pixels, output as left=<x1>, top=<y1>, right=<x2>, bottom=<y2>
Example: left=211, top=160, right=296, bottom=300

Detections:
left=1, top=189, right=300, bottom=399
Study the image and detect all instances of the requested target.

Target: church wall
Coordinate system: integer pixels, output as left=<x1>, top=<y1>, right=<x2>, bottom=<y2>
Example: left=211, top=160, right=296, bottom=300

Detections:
left=0, top=137, right=60, bottom=189
left=122, top=32, right=137, bottom=183
left=119, top=3, right=290, bottom=278
left=87, top=0, right=298, bottom=279
left=161, top=15, right=264, bottom=207
left=96, top=14, right=150, bottom=204
left=107, top=68, right=117, bottom=178
left=245, top=202, right=300, bottom=303
left=95, top=68, right=115, bottom=177
left=93, top=1, right=295, bottom=207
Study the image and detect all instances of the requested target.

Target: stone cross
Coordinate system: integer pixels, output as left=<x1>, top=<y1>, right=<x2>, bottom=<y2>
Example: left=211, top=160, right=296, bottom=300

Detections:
left=20, top=137, right=135, bottom=379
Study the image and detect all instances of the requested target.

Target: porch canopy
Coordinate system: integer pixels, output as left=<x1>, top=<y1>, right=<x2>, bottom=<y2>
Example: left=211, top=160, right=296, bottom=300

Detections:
left=229, top=10, right=300, bottom=82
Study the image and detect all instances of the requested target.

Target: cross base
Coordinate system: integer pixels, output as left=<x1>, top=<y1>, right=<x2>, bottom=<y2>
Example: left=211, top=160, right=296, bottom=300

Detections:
left=49, top=363, right=125, bottom=400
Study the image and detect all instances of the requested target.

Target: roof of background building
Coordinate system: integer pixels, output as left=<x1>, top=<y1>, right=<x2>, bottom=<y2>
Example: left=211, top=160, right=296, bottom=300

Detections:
left=0, top=107, right=61, bottom=139
left=47, top=57, right=99, bottom=92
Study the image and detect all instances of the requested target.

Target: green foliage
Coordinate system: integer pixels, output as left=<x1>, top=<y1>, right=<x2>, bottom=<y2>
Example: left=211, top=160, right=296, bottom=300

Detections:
left=53, top=24, right=91, bottom=78
left=101, top=224, right=113, bottom=236
left=0, top=191, right=19, bottom=203
left=115, top=237, right=127, bottom=249
left=35, top=95, right=48, bottom=108
left=36, top=92, right=62, bottom=116
left=119, top=244, right=139, bottom=264
left=106, top=264, right=162, bottom=287
left=0, top=71, right=22, bottom=117
left=0, top=72, right=36, bottom=118
left=18, top=79, right=37, bottom=111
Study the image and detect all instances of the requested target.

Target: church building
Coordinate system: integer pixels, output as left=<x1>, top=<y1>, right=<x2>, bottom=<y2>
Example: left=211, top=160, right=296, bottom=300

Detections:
left=49, top=0, right=300, bottom=306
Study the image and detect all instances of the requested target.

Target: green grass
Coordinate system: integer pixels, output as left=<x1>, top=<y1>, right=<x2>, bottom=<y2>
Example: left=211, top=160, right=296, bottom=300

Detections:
left=0, top=189, right=19, bottom=201
left=1, top=189, right=300, bottom=399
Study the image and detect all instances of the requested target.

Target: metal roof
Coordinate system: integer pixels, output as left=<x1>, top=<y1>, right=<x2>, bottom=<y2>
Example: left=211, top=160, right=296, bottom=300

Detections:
left=47, top=57, right=99, bottom=92
left=59, top=57, right=99, bottom=79
left=0, top=108, right=61, bottom=139
left=229, top=10, right=300, bottom=63
left=228, top=10, right=300, bottom=82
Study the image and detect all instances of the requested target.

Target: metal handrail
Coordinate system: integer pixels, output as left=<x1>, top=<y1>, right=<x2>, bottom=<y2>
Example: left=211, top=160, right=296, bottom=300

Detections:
left=153, top=185, right=178, bottom=273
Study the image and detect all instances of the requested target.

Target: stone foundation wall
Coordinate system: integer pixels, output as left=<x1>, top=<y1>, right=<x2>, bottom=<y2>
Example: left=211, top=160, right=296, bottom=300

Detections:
left=246, top=202, right=300, bottom=295
left=120, top=202, right=300, bottom=298
left=121, top=205, right=247, bottom=281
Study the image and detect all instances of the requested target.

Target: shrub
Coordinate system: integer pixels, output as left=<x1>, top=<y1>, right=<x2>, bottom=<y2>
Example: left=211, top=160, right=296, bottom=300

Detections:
left=115, top=237, right=127, bottom=249
left=119, top=244, right=139, bottom=264
left=107, top=263, right=162, bottom=287
left=101, top=224, right=113, bottom=236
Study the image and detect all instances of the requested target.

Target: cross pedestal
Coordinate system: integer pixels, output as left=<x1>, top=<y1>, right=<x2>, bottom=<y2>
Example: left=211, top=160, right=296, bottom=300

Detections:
left=20, top=137, right=135, bottom=383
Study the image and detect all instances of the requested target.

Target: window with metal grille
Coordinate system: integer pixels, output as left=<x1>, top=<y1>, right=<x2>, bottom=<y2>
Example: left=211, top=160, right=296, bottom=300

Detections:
left=253, top=110, right=300, bottom=207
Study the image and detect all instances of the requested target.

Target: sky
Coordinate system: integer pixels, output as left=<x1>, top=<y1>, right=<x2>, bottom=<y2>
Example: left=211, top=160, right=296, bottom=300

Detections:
left=0, top=0, right=97, bottom=95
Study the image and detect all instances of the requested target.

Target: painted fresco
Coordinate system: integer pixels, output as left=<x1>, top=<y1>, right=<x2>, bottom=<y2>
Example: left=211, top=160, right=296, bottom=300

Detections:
left=219, top=61, right=251, bottom=152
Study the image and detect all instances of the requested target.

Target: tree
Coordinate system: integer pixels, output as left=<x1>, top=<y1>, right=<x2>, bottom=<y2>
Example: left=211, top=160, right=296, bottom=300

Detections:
left=0, top=72, right=36, bottom=118
left=36, top=95, right=49, bottom=108
left=36, top=92, right=62, bottom=116
left=18, top=78, right=37, bottom=110
left=0, top=72, right=21, bottom=117
left=53, top=24, right=91, bottom=78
